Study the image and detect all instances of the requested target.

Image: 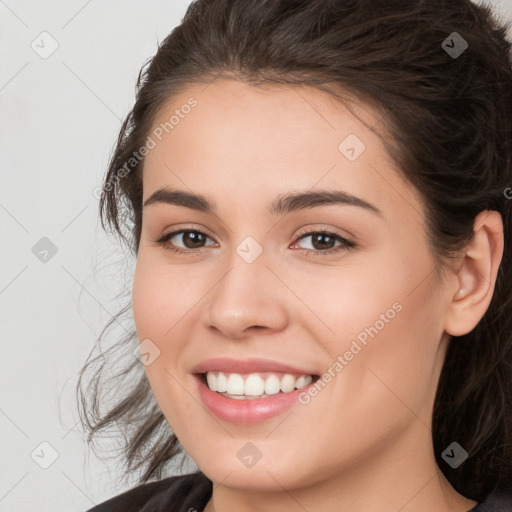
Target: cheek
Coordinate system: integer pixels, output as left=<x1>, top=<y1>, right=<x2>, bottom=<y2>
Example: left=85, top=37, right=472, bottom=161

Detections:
left=132, top=252, right=200, bottom=339
left=132, top=255, right=193, bottom=430
left=279, top=245, right=432, bottom=352
left=132, top=262, right=163, bottom=343
left=131, top=254, right=187, bottom=395
left=333, top=280, right=443, bottom=434
left=131, top=251, right=213, bottom=385
left=303, top=242, right=443, bottom=412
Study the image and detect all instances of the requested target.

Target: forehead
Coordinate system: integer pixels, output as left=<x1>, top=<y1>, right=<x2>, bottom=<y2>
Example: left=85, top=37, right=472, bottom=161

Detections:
left=147, top=78, right=384, bottom=158
left=142, top=79, right=423, bottom=220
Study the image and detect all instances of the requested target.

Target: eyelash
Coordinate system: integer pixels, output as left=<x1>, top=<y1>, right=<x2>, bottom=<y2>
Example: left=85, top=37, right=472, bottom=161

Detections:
left=154, top=227, right=356, bottom=256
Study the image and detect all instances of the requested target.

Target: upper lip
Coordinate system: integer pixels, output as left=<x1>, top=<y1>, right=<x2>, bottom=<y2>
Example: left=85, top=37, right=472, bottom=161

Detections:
left=191, top=357, right=318, bottom=376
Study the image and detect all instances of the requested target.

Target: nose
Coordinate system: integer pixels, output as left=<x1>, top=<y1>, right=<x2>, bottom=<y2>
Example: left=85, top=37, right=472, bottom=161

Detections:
left=200, top=249, right=289, bottom=340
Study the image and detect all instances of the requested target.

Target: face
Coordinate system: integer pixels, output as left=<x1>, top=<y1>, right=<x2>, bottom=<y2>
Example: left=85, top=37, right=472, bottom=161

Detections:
left=132, top=79, right=453, bottom=491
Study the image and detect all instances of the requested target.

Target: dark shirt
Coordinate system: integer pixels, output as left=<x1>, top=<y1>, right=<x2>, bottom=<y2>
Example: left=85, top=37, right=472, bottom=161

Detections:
left=86, top=471, right=512, bottom=512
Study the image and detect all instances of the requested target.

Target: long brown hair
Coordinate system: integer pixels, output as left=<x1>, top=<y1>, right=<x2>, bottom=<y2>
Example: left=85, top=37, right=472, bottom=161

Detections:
left=77, top=0, right=512, bottom=501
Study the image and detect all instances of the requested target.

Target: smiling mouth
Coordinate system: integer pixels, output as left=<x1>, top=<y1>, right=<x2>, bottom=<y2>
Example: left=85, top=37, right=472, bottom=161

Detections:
left=199, top=371, right=320, bottom=400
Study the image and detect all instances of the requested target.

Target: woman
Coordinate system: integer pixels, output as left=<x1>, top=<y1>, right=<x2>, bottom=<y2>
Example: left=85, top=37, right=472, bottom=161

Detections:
left=79, top=0, right=512, bottom=510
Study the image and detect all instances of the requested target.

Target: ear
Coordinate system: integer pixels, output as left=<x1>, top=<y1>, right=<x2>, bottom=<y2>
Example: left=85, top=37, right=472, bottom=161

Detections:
left=444, top=210, right=504, bottom=337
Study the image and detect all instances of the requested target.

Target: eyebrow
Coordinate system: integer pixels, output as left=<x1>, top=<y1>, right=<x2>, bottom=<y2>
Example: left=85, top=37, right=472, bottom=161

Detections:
left=143, top=188, right=382, bottom=217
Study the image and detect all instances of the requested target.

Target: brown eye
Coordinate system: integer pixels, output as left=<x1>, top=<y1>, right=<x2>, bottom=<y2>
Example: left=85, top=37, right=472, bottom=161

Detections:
left=155, top=229, right=217, bottom=253
left=174, top=230, right=208, bottom=249
left=301, top=232, right=338, bottom=251
left=292, top=229, right=356, bottom=255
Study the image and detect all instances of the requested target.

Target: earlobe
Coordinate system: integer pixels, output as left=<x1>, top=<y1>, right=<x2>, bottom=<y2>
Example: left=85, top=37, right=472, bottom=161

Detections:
left=445, top=210, right=504, bottom=337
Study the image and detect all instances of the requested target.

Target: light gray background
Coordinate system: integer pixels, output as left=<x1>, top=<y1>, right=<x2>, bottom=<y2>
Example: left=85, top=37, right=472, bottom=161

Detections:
left=1, top=1, right=511, bottom=511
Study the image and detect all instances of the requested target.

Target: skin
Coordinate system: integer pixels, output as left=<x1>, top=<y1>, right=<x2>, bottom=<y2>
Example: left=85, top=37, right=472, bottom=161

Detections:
left=132, top=78, right=503, bottom=512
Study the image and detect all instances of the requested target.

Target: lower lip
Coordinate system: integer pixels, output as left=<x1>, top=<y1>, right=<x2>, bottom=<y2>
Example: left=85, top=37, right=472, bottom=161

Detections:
left=194, top=374, right=315, bottom=424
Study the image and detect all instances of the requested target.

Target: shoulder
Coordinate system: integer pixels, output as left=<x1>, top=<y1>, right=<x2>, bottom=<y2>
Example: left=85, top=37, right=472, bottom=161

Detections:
left=471, top=487, right=512, bottom=511
left=85, top=471, right=212, bottom=512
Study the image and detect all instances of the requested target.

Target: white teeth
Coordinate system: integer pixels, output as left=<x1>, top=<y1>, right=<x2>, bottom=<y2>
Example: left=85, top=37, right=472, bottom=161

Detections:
left=265, top=374, right=281, bottom=395
left=245, top=374, right=266, bottom=396
left=204, top=371, right=314, bottom=397
left=295, top=375, right=312, bottom=389
left=280, top=373, right=296, bottom=393
left=217, top=372, right=228, bottom=393
left=206, top=372, right=218, bottom=392
left=226, top=373, right=245, bottom=395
